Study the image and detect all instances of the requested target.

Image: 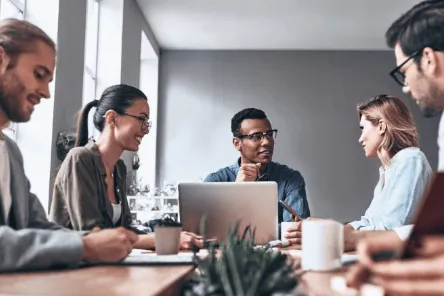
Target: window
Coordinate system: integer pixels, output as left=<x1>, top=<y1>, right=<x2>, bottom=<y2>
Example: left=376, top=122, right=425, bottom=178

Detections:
left=83, top=0, right=99, bottom=105
left=82, top=0, right=99, bottom=138
left=0, top=0, right=26, bottom=140
left=0, top=0, right=25, bottom=19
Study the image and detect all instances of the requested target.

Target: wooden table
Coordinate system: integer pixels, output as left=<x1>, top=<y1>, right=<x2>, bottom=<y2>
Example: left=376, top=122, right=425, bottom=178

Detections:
left=282, top=248, right=351, bottom=296
left=300, top=268, right=349, bottom=296
left=0, top=249, right=351, bottom=296
left=0, top=265, right=195, bottom=296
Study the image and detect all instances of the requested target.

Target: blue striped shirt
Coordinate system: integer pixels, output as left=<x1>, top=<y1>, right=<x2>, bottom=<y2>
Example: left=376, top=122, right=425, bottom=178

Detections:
left=349, top=147, right=432, bottom=231
left=203, top=159, right=310, bottom=223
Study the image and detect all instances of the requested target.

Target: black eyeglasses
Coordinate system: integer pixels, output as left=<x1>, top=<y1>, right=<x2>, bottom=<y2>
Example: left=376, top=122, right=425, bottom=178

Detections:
left=389, top=50, right=422, bottom=87
left=237, top=129, right=278, bottom=143
left=120, top=113, right=152, bottom=132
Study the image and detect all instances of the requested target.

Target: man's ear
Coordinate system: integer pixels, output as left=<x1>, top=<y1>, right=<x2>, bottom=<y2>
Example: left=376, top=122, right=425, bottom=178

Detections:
left=0, top=46, right=11, bottom=75
left=233, top=137, right=242, bottom=152
left=378, top=120, right=387, bottom=135
left=104, top=110, right=118, bottom=128
left=422, top=47, right=438, bottom=76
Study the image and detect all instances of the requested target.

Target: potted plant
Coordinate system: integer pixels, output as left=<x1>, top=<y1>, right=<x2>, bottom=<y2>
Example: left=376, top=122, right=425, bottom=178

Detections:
left=182, top=219, right=300, bottom=296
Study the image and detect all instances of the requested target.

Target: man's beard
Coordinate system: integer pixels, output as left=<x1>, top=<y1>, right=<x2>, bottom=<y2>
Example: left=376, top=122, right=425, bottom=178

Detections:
left=0, top=70, right=28, bottom=123
left=415, top=80, right=444, bottom=118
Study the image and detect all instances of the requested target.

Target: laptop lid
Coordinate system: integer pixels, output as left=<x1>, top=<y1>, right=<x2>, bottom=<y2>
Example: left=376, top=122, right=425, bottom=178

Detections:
left=178, top=182, right=278, bottom=245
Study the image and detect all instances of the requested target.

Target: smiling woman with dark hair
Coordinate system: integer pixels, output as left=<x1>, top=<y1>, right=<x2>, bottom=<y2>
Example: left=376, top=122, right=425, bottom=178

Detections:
left=49, top=84, right=202, bottom=250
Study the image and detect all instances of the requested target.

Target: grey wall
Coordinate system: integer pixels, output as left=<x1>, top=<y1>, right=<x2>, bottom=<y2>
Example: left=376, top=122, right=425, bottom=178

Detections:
left=157, top=50, right=440, bottom=222
left=48, top=0, right=87, bottom=207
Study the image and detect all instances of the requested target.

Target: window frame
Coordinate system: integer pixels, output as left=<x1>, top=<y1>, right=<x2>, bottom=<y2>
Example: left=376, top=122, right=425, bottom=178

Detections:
left=83, top=0, right=100, bottom=100
left=82, top=0, right=100, bottom=139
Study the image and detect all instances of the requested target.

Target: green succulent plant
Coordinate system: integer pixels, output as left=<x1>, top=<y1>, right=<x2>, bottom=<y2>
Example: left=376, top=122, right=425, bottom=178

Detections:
left=182, top=217, right=298, bottom=296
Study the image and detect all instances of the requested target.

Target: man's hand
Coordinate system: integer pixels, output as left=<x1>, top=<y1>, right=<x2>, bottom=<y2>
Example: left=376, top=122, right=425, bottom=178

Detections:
left=344, top=224, right=359, bottom=252
left=81, top=227, right=139, bottom=263
left=236, top=163, right=261, bottom=182
left=180, top=231, right=204, bottom=249
left=284, top=217, right=321, bottom=246
left=284, top=220, right=302, bottom=246
left=367, top=235, right=444, bottom=296
left=352, top=235, right=444, bottom=296
left=346, top=231, right=404, bottom=291
left=284, top=219, right=358, bottom=250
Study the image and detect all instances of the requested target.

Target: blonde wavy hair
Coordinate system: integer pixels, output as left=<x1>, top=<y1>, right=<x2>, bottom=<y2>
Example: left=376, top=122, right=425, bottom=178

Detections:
left=357, top=95, right=419, bottom=166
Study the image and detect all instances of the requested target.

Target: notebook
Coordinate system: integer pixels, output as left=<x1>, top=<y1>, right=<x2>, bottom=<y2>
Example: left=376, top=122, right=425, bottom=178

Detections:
left=81, top=251, right=197, bottom=267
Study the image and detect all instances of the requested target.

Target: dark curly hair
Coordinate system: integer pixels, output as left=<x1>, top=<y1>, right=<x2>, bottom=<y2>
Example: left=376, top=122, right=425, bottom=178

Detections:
left=231, top=108, right=268, bottom=137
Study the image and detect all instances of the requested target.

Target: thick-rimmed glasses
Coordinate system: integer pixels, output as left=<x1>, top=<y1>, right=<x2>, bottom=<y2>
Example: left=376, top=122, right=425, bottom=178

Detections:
left=389, top=50, right=422, bottom=87
left=237, top=129, right=278, bottom=143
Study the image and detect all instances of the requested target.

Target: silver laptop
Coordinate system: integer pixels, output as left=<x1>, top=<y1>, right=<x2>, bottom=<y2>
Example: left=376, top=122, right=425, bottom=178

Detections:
left=178, top=182, right=278, bottom=245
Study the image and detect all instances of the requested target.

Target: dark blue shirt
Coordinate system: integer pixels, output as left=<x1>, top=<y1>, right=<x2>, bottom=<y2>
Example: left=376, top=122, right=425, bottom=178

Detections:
left=203, top=159, right=310, bottom=223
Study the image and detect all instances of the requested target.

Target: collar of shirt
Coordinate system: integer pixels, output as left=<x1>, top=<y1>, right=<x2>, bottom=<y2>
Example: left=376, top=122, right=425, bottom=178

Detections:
left=84, top=140, right=124, bottom=181
left=379, top=147, right=420, bottom=172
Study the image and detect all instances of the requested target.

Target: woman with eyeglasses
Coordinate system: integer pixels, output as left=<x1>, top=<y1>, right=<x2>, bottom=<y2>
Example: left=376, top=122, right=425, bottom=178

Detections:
left=49, top=84, right=202, bottom=250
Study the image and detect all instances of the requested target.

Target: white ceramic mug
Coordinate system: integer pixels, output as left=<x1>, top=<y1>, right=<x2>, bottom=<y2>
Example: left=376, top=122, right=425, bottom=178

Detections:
left=301, top=219, right=344, bottom=271
left=154, top=226, right=182, bottom=255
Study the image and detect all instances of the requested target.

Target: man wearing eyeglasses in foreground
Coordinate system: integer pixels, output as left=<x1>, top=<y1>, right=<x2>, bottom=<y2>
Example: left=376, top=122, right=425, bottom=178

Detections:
left=203, top=108, right=310, bottom=223
left=347, top=1, right=444, bottom=294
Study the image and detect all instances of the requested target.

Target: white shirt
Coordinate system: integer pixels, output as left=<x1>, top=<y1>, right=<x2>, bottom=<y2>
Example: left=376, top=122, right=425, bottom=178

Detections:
left=396, top=113, right=444, bottom=240
left=349, top=147, right=432, bottom=231
left=0, top=131, right=11, bottom=222
left=111, top=202, right=122, bottom=225
left=438, top=112, right=444, bottom=171
left=394, top=224, right=413, bottom=241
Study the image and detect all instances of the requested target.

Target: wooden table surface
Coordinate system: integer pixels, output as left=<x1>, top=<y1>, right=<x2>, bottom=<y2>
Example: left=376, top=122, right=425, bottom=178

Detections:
left=0, top=265, right=195, bottom=296
left=0, top=248, right=352, bottom=296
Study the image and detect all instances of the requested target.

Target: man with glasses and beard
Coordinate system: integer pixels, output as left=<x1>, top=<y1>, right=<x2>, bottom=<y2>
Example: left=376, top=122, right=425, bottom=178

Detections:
left=203, top=108, right=310, bottom=224
left=347, top=1, right=444, bottom=294
left=0, top=19, right=138, bottom=272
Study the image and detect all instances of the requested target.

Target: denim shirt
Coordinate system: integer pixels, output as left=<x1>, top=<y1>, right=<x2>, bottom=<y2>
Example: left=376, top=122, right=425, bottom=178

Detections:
left=203, top=158, right=310, bottom=223
left=349, top=147, right=432, bottom=231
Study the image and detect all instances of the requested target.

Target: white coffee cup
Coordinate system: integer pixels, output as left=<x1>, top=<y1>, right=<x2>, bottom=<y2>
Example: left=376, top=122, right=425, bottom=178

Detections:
left=281, top=221, right=299, bottom=243
left=154, top=226, right=182, bottom=255
left=302, top=219, right=344, bottom=271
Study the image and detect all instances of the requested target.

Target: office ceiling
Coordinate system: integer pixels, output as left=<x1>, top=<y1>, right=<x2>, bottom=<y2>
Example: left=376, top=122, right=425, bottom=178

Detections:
left=136, top=0, right=422, bottom=50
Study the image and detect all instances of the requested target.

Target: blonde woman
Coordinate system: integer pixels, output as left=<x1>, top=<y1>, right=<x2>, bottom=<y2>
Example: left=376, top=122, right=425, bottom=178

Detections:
left=349, top=95, right=432, bottom=230
left=285, top=95, right=432, bottom=250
